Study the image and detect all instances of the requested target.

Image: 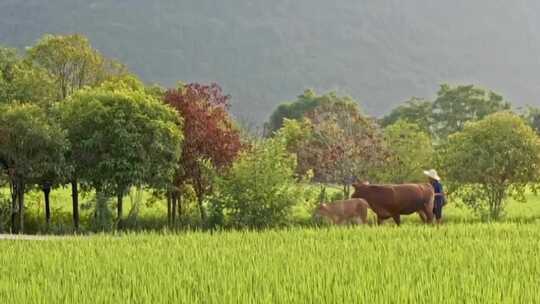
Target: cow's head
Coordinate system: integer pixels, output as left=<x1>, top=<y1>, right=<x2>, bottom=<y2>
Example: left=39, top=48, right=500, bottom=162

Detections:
left=351, top=180, right=370, bottom=198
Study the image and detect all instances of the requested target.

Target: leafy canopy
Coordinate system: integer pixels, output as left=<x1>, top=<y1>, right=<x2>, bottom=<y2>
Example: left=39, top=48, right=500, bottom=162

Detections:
left=432, top=84, right=511, bottom=139
left=58, top=84, right=183, bottom=195
left=383, top=84, right=512, bottom=141
left=439, top=112, right=540, bottom=220
left=266, top=90, right=361, bottom=135
left=0, top=46, right=55, bottom=106
left=164, top=83, right=242, bottom=210
left=522, top=106, right=540, bottom=134
left=378, top=120, right=433, bottom=183
left=380, top=97, right=433, bottom=135
left=27, top=34, right=126, bottom=100
left=0, top=103, right=67, bottom=183
left=278, top=95, right=387, bottom=194
left=212, top=138, right=302, bottom=229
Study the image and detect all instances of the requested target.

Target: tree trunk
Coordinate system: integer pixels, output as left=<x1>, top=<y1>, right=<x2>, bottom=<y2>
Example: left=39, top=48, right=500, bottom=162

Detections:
left=196, top=192, right=207, bottom=222
left=17, top=181, right=25, bottom=234
left=177, top=194, right=182, bottom=219
left=10, top=181, right=18, bottom=234
left=492, top=189, right=505, bottom=221
left=342, top=183, right=351, bottom=199
left=171, top=192, right=177, bottom=226
left=71, top=180, right=80, bottom=232
left=43, top=183, right=51, bottom=228
left=117, top=193, right=123, bottom=229
left=166, top=191, right=172, bottom=226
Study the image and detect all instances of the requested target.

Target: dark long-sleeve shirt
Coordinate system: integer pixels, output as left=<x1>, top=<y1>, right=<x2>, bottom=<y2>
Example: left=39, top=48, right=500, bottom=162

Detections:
left=431, top=180, right=444, bottom=205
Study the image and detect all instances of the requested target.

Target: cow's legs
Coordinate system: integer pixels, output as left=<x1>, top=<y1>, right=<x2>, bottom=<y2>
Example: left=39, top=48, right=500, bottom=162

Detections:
left=376, top=215, right=385, bottom=225
left=392, top=214, right=401, bottom=226
left=418, top=210, right=427, bottom=223
left=423, top=200, right=435, bottom=225
left=335, top=218, right=347, bottom=225
left=353, top=216, right=364, bottom=225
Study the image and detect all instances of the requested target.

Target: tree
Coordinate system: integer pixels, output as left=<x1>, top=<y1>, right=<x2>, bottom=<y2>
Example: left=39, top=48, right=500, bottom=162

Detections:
left=266, top=89, right=323, bottom=135
left=26, top=34, right=128, bottom=229
left=212, top=138, right=302, bottom=229
left=0, top=103, right=67, bottom=233
left=380, top=97, right=433, bottom=135
left=439, top=112, right=540, bottom=220
left=308, top=101, right=387, bottom=196
left=522, top=106, right=540, bottom=134
left=0, top=46, right=55, bottom=106
left=432, top=84, right=511, bottom=140
left=1, top=47, right=61, bottom=228
left=378, top=120, right=433, bottom=183
left=266, top=90, right=361, bottom=136
left=276, top=118, right=313, bottom=156
left=164, top=83, right=242, bottom=223
left=278, top=96, right=387, bottom=197
left=58, top=85, right=183, bottom=229
left=27, top=34, right=126, bottom=101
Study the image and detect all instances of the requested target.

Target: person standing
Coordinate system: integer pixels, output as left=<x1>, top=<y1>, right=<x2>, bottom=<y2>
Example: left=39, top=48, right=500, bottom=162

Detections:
left=424, top=169, right=445, bottom=224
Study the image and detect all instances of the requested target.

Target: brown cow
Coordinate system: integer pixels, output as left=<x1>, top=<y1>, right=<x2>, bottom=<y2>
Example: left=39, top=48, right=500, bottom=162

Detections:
left=313, top=198, right=369, bottom=225
left=351, top=182, right=434, bottom=225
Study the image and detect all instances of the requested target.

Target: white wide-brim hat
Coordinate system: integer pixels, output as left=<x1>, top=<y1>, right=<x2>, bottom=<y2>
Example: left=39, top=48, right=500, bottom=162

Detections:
left=424, top=169, right=441, bottom=181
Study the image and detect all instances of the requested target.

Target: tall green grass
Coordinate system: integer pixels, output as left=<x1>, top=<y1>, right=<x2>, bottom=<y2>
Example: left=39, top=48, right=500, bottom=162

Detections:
left=1, top=224, right=539, bottom=303
left=3, top=185, right=540, bottom=234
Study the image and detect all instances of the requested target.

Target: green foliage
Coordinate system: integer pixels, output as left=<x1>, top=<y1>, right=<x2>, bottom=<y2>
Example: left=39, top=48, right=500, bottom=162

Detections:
left=380, top=97, right=433, bottom=135
left=91, top=192, right=114, bottom=232
left=316, top=185, right=345, bottom=204
left=267, top=89, right=321, bottom=135
left=0, top=103, right=67, bottom=184
left=277, top=96, right=387, bottom=196
left=27, top=34, right=126, bottom=100
left=57, top=85, right=183, bottom=196
left=4, top=1, right=540, bottom=125
left=0, top=47, right=18, bottom=71
left=523, top=106, right=540, bottom=134
left=432, top=84, right=511, bottom=140
left=0, top=47, right=55, bottom=106
left=212, top=138, right=303, bottom=229
left=266, top=90, right=359, bottom=135
left=275, top=118, right=313, bottom=153
left=440, top=112, right=540, bottom=220
left=0, top=191, right=9, bottom=233
left=378, top=120, right=433, bottom=183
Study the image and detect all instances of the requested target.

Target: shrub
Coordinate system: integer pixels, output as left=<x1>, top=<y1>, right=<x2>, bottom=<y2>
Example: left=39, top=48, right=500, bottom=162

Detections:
left=377, top=120, right=433, bottom=183
left=439, top=112, right=540, bottom=220
left=212, top=138, right=303, bottom=229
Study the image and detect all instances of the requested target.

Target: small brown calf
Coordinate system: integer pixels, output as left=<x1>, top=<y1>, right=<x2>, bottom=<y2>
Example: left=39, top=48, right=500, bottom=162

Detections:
left=313, top=198, right=369, bottom=225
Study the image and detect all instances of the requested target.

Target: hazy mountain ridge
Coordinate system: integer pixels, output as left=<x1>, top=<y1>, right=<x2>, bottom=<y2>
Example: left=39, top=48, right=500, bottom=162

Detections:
left=1, top=0, right=540, bottom=123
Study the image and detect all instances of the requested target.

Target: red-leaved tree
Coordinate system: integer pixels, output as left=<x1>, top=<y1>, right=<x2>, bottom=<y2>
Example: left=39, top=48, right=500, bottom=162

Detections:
left=164, top=83, right=242, bottom=223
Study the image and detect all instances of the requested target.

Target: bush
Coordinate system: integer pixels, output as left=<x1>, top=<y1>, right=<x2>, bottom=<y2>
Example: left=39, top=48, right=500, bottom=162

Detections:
left=377, top=120, right=433, bottom=183
left=439, top=112, right=540, bottom=220
left=91, top=192, right=114, bottom=232
left=0, top=195, right=10, bottom=233
left=211, top=138, right=304, bottom=229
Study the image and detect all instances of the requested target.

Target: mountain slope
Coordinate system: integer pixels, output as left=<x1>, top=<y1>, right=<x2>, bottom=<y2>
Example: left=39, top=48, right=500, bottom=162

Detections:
left=1, top=0, right=540, bottom=123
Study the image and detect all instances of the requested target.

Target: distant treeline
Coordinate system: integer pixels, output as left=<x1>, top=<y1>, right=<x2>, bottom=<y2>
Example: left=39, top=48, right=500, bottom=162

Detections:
left=1, top=34, right=540, bottom=234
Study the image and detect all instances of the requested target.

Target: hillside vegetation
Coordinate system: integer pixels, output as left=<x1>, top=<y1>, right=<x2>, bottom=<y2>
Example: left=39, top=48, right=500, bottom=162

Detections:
left=2, top=1, right=540, bottom=122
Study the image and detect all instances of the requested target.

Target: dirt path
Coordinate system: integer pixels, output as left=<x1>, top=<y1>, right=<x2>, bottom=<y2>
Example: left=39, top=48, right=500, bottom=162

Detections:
left=0, top=234, right=68, bottom=241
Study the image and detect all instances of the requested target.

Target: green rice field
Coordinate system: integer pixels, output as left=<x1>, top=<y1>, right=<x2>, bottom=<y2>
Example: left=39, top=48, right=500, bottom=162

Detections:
left=1, top=189, right=540, bottom=303
left=1, top=223, right=540, bottom=303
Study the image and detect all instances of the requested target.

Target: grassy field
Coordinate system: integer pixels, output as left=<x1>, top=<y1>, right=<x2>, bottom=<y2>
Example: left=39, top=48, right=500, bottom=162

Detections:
left=1, top=225, right=540, bottom=303
left=3, top=186, right=540, bottom=233
left=1, top=187, right=540, bottom=303
left=0, top=191, right=540, bottom=303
